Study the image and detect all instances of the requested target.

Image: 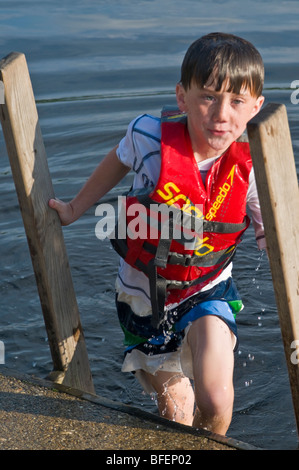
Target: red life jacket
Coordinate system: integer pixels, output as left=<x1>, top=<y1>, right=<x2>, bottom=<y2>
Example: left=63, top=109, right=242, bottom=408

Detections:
left=111, top=108, right=251, bottom=328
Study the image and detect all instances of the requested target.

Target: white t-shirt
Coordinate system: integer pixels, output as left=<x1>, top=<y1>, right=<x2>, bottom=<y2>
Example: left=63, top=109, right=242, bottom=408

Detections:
left=116, top=113, right=265, bottom=307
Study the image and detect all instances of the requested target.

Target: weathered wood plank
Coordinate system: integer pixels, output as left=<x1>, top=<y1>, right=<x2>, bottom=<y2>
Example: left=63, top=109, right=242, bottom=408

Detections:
left=0, top=52, right=94, bottom=394
left=247, top=103, right=299, bottom=435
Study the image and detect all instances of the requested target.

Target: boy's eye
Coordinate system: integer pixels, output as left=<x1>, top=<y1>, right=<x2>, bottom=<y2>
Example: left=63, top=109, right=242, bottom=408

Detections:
left=203, top=95, right=215, bottom=101
left=233, top=98, right=244, bottom=105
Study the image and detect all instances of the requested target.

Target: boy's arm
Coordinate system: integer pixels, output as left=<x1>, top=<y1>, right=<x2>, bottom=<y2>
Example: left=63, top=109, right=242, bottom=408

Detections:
left=48, top=145, right=130, bottom=225
left=247, top=169, right=266, bottom=251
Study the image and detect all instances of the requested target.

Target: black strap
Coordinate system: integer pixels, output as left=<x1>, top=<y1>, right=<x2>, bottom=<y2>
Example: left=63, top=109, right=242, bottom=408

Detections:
left=110, top=227, right=128, bottom=259
left=154, top=212, right=174, bottom=268
left=147, top=261, right=168, bottom=329
left=202, top=218, right=248, bottom=233
left=142, top=240, right=236, bottom=267
left=153, top=244, right=237, bottom=328
left=136, top=193, right=248, bottom=235
left=140, top=245, right=236, bottom=329
left=167, top=247, right=236, bottom=290
left=167, top=246, right=236, bottom=267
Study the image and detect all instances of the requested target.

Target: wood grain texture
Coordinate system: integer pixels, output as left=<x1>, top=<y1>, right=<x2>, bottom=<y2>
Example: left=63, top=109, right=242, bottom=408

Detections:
left=248, top=103, right=299, bottom=433
left=0, top=52, right=94, bottom=394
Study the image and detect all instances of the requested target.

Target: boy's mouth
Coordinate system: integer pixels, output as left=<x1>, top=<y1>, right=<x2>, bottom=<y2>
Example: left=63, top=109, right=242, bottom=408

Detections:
left=208, top=128, right=229, bottom=136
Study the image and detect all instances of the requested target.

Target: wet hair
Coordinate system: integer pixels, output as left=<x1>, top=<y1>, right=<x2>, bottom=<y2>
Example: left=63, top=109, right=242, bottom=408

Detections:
left=180, top=32, right=264, bottom=97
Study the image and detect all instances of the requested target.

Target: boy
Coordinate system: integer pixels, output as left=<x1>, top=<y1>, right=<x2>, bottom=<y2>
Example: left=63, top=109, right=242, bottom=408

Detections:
left=49, top=32, right=265, bottom=436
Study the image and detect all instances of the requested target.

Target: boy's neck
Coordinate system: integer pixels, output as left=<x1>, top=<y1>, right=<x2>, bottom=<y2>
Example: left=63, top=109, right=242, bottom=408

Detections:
left=194, top=151, right=213, bottom=163
left=193, top=148, right=227, bottom=163
left=194, top=152, right=221, bottom=165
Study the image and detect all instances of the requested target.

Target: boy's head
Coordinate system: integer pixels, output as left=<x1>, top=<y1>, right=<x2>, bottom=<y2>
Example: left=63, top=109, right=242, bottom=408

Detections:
left=176, top=33, right=265, bottom=160
left=180, top=32, right=264, bottom=98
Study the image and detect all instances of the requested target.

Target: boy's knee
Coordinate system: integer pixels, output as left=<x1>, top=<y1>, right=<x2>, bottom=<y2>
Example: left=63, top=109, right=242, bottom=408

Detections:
left=193, top=384, right=234, bottom=434
left=195, top=382, right=234, bottom=418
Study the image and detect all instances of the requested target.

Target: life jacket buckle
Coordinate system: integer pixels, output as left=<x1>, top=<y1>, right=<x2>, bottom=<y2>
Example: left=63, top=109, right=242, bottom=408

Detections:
left=184, top=254, right=192, bottom=267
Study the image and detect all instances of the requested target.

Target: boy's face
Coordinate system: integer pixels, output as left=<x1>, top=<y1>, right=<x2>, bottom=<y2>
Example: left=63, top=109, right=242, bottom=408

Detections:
left=176, top=79, right=264, bottom=161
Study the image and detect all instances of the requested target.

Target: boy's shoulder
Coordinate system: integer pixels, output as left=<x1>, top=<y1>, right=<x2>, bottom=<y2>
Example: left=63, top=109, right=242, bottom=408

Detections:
left=130, top=113, right=161, bottom=142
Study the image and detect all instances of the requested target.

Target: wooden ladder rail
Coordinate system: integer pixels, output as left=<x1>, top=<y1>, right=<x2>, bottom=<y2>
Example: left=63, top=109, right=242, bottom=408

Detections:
left=0, top=52, right=95, bottom=394
left=248, top=103, right=299, bottom=438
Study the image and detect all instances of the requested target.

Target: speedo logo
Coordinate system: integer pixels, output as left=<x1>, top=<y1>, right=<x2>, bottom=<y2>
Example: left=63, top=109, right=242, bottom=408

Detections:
left=205, top=165, right=235, bottom=221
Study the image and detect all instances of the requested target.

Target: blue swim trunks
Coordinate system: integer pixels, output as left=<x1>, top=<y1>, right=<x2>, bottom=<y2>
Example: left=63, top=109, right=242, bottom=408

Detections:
left=116, top=277, right=242, bottom=356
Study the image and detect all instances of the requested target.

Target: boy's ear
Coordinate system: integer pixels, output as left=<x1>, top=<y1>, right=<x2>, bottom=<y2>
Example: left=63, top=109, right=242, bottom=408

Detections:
left=251, top=95, right=265, bottom=118
left=176, top=83, right=187, bottom=112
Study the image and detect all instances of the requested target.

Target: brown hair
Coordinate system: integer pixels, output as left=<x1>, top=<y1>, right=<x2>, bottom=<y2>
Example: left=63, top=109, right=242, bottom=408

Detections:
left=180, top=33, right=264, bottom=97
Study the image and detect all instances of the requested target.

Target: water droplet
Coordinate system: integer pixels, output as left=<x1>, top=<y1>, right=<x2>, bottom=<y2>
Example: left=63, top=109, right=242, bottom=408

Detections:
left=245, top=379, right=253, bottom=387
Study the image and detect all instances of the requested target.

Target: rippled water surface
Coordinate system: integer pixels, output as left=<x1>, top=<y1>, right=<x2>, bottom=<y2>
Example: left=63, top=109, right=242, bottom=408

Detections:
left=1, top=0, right=299, bottom=449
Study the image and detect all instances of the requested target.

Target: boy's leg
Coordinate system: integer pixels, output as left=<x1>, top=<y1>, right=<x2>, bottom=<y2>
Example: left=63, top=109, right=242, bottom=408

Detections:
left=187, top=315, right=235, bottom=435
left=142, top=370, right=195, bottom=425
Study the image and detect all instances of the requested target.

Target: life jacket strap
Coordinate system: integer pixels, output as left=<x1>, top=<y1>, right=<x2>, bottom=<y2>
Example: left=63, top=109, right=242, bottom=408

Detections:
left=133, top=244, right=237, bottom=329
left=111, top=223, right=238, bottom=329
left=135, top=191, right=249, bottom=235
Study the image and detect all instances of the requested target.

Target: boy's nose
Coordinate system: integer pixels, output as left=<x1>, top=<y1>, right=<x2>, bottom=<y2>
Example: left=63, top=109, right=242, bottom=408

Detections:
left=213, top=100, right=229, bottom=122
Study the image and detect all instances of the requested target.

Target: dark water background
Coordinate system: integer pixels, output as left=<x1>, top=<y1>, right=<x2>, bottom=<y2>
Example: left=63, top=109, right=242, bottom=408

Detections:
left=1, top=0, right=299, bottom=449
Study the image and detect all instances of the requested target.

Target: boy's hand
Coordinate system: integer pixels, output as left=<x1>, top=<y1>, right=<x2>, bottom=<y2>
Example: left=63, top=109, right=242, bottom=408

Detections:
left=48, top=198, right=75, bottom=226
left=47, top=147, right=128, bottom=227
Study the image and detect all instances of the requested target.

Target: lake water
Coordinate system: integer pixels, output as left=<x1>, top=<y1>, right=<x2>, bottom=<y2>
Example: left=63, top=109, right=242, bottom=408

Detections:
left=1, top=0, right=299, bottom=450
